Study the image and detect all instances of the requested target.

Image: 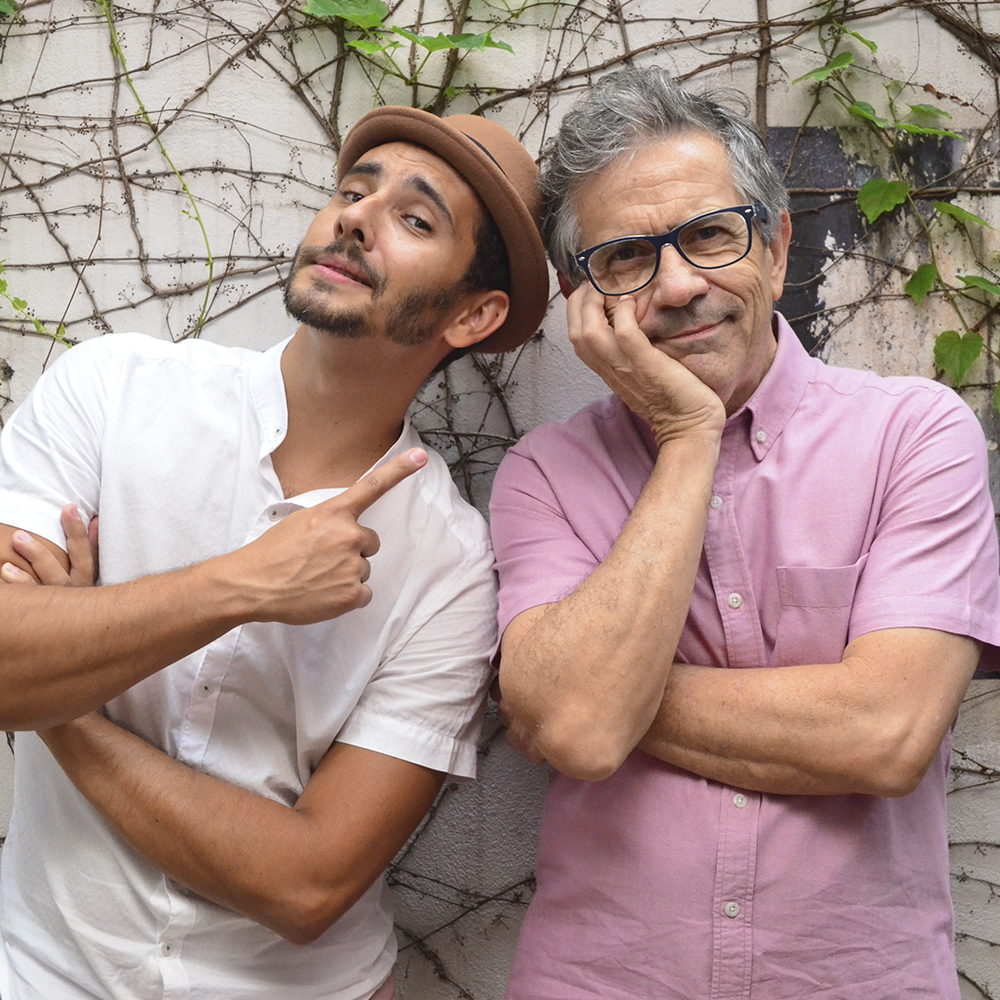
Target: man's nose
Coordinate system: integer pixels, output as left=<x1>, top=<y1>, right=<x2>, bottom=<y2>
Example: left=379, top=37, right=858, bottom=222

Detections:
left=648, top=246, right=711, bottom=307
left=335, top=198, right=377, bottom=252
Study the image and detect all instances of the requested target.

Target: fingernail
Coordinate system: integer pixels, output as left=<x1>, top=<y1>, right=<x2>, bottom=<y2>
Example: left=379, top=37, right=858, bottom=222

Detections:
left=67, top=504, right=80, bottom=520
left=12, top=531, right=30, bottom=544
left=407, top=448, right=428, bottom=467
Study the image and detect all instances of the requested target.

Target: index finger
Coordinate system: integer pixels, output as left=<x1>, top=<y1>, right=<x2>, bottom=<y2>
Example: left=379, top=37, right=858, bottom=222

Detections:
left=337, top=447, right=428, bottom=518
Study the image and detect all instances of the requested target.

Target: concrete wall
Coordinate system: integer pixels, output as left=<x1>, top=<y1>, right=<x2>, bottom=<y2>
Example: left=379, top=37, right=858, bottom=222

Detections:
left=2, top=2, right=999, bottom=997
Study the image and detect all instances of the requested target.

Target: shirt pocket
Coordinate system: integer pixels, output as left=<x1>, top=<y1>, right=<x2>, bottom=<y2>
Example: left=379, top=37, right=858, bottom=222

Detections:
left=771, top=554, right=868, bottom=667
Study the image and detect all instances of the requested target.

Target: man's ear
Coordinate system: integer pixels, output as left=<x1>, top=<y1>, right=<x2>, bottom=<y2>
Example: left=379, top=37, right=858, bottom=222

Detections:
left=442, top=289, right=510, bottom=349
left=769, top=210, right=793, bottom=303
left=557, top=273, right=576, bottom=299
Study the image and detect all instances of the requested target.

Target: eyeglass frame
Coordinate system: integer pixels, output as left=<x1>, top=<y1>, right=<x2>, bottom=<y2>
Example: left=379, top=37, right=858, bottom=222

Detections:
left=573, top=202, right=771, bottom=296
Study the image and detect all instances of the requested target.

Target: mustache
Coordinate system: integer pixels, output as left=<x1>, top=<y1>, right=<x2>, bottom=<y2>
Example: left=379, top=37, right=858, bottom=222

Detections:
left=295, top=238, right=385, bottom=297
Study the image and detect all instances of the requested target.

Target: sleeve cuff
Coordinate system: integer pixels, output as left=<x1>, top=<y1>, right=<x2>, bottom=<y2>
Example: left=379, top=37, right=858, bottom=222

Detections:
left=0, top=491, right=67, bottom=548
left=335, top=706, right=483, bottom=781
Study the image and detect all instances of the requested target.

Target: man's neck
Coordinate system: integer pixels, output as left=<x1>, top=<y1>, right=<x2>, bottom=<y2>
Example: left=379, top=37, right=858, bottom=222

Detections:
left=271, top=325, right=437, bottom=498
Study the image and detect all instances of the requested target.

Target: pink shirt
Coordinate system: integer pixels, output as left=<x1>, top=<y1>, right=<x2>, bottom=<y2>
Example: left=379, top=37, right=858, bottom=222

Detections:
left=490, top=315, right=1000, bottom=1000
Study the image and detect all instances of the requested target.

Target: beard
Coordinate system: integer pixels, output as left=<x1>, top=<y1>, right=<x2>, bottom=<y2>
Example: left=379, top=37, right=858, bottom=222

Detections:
left=283, top=238, right=384, bottom=340
left=284, top=238, right=465, bottom=347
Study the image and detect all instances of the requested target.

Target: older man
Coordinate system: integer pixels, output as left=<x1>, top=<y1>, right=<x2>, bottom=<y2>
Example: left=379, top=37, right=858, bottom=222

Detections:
left=0, top=107, right=548, bottom=1000
left=491, top=67, right=1000, bottom=998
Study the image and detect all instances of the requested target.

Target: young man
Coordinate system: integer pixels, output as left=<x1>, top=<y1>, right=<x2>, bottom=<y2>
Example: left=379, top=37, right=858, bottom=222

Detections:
left=491, top=67, right=1000, bottom=999
left=0, top=106, right=548, bottom=1000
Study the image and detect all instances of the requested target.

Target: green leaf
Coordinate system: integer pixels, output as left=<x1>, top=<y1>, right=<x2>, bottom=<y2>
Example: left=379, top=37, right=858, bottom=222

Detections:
left=11, top=297, right=27, bottom=311
left=908, top=103, right=952, bottom=119
left=0, top=278, right=7, bottom=295
left=0, top=0, right=18, bottom=18
left=450, top=31, right=514, bottom=53
left=993, top=380, right=1000, bottom=415
left=934, top=329, right=983, bottom=387
left=391, top=28, right=513, bottom=54
left=894, top=121, right=961, bottom=139
left=849, top=102, right=889, bottom=128
left=793, top=51, right=854, bottom=85
left=904, top=263, right=938, bottom=305
left=857, top=177, right=910, bottom=224
left=934, top=201, right=991, bottom=228
left=834, top=22, right=877, bottom=53
left=303, top=0, right=387, bottom=30
left=958, top=274, right=1000, bottom=297
left=347, top=38, right=399, bottom=54
left=393, top=27, right=456, bottom=52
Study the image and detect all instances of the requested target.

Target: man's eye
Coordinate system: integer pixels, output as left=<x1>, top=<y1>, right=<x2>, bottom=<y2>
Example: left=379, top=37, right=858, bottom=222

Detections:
left=340, top=190, right=364, bottom=204
left=689, top=225, right=723, bottom=242
left=405, top=214, right=432, bottom=233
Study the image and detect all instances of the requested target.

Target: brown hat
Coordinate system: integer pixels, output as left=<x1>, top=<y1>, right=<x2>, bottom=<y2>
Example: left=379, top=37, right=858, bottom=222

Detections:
left=338, top=106, right=549, bottom=353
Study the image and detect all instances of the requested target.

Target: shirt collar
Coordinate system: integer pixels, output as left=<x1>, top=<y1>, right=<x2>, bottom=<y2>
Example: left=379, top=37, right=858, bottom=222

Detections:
left=250, top=337, right=292, bottom=461
left=728, top=311, right=812, bottom=461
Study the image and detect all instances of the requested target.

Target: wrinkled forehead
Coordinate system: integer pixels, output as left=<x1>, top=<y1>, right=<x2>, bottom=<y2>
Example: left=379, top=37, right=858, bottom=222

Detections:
left=587, top=131, right=739, bottom=202
left=574, top=132, right=743, bottom=242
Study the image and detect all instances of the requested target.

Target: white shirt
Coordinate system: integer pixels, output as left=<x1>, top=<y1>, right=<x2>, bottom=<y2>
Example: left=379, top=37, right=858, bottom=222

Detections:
left=0, top=334, right=496, bottom=1000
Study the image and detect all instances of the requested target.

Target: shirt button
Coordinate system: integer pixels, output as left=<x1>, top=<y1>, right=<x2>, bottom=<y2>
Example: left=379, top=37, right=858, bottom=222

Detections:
left=160, top=941, right=174, bottom=956
left=709, top=495, right=723, bottom=509
left=267, top=508, right=281, bottom=521
left=756, top=430, right=767, bottom=443
left=200, top=683, right=212, bottom=695
left=727, top=593, right=743, bottom=609
left=724, top=901, right=741, bottom=918
left=733, top=793, right=748, bottom=808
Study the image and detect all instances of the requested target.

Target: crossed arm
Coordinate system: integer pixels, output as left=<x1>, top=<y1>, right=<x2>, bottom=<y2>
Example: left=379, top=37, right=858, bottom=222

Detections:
left=9, top=501, right=446, bottom=945
left=497, top=286, right=980, bottom=794
left=0, top=447, right=427, bottom=730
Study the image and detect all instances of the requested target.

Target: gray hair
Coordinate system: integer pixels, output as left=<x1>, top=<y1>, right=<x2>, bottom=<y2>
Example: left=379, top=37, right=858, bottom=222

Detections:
left=541, top=66, right=789, bottom=279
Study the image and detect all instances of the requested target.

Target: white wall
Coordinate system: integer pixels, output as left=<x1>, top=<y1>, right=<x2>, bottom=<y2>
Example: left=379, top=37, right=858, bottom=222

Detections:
left=2, top=2, right=999, bottom=997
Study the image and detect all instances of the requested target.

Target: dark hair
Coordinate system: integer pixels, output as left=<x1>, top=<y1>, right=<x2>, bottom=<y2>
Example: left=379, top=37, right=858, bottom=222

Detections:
left=435, top=209, right=511, bottom=371
left=541, top=66, right=789, bottom=279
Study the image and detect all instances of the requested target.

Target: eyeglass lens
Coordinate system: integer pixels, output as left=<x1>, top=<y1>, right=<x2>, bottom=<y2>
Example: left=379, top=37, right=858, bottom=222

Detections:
left=587, top=211, right=751, bottom=295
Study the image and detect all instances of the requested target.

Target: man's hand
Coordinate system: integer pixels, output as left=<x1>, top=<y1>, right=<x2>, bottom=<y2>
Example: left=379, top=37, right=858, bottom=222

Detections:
left=0, top=448, right=428, bottom=731
left=216, top=447, right=428, bottom=625
left=0, top=504, right=98, bottom=588
left=566, top=284, right=724, bottom=446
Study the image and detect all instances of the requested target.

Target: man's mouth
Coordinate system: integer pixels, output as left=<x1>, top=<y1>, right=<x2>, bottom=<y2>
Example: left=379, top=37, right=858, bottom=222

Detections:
left=297, top=240, right=383, bottom=293
left=649, top=319, right=724, bottom=346
left=315, top=255, right=372, bottom=287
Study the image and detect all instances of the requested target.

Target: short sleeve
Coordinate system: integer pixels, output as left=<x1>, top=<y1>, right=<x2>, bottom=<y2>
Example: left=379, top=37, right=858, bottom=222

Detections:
left=848, top=388, right=1000, bottom=665
left=335, top=540, right=497, bottom=781
left=490, top=445, right=603, bottom=638
left=0, top=338, right=117, bottom=545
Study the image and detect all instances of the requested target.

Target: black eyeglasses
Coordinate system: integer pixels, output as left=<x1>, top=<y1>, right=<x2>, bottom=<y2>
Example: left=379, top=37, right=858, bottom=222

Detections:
left=574, top=203, right=769, bottom=296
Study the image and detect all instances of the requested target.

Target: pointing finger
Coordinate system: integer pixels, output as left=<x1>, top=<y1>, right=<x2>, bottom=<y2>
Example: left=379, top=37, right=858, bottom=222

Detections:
left=337, top=448, right=428, bottom=519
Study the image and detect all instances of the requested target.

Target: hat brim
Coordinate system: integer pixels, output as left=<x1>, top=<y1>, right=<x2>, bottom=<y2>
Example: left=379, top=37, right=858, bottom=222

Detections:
left=338, top=107, right=549, bottom=353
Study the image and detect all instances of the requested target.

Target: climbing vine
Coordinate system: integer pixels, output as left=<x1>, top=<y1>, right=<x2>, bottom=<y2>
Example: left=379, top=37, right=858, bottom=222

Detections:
left=2, top=2, right=999, bottom=997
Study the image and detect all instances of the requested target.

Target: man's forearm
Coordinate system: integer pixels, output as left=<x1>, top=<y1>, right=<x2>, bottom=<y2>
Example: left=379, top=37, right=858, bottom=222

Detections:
left=2, top=559, right=251, bottom=729
left=38, top=713, right=443, bottom=945
left=500, top=430, right=720, bottom=780
left=637, top=629, right=980, bottom=796
left=0, top=448, right=427, bottom=730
